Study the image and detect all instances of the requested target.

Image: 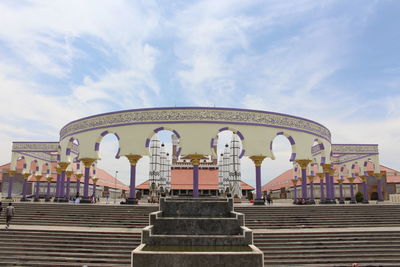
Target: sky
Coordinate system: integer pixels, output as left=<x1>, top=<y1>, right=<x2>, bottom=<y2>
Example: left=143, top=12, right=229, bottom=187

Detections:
left=0, top=0, right=399, bottom=188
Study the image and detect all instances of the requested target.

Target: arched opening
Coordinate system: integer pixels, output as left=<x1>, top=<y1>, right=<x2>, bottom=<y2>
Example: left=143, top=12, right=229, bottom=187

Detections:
left=96, top=133, right=128, bottom=203
left=145, top=129, right=175, bottom=201
left=215, top=130, right=244, bottom=199
left=264, top=134, right=294, bottom=200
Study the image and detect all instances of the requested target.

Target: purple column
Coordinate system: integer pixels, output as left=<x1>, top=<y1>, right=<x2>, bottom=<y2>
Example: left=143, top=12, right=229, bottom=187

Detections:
left=7, top=176, right=13, bottom=199
left=350, top=183, right=355, bottom=203
left=301, top=168, right=307, bottom=200
left=60, top=171, right=66, bottom=198
left=35, top=179, right=40, bottom=200
left=193, top=164, right=199, bottom=198
left=325, top=172, right=331, bottom=201
left=320, top=178, right=325, bottom=202
left=255, top=165, right=262, bottom=199
left=339, top=183, right=344, bottom=203
left=362, top=180, right=368, bottom=203
left=293, top=184, right=297, bottom=201
left=55, top=173, right=61, bottom=198
left=76, top=178, right=81, bottom=195
left=65, top=176, right=71, bottom=199
left=377, top=178, right=383, bottom=201
left=93, top=182, right=97, bottom=197
left=83, top=166, right=90, bottom=199
left=22, top=179, right=28, bottom=199
left=46, top=181, right=51, bottom=199
left=129, top=165, right=137, bottom=199
left=310, top=181, right=314, bottom=201
left=330, top=175, right=335, bottom=202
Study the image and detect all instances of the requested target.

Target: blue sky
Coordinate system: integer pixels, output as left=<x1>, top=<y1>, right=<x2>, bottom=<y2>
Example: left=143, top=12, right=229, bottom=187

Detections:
left=0, top=0, right=399, bottom=187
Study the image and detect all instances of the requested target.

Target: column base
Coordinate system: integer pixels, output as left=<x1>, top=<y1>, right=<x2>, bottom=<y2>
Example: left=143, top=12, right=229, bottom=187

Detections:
left=377, top=199, right=384, bottom=202
left=53, top=197, right=68, bottom=202
left=253, top=199, right=265, bottom=205
left=362, top=200, right=369, bottom=204
left=20, top=198, right=30, bottom=202
left=125, top=198, right=139, bottom=205
left=80, top=198, right=92, bottom=203
left=33, top=198, right=41, bottom=202
left=339, top=200, right=345, bottom=204
left=306, top=199, right=316, bottom=205
left=319, top=199, right=327, bottom=204
left=6, top=197, right=12, bottom=200
left=349, top=200, right=357, bottom=204
left=45, top=198, right=52, bottom=202
left=325, top=199, right=337, bottom=204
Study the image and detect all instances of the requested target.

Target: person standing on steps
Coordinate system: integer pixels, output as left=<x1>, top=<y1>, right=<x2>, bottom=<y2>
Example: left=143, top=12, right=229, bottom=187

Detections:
left=5, top=203, right=15, bottom=229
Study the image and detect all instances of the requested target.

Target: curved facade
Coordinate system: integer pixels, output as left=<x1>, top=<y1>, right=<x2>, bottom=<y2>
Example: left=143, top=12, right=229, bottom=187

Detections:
left=6, top=107, right=382, bottom=204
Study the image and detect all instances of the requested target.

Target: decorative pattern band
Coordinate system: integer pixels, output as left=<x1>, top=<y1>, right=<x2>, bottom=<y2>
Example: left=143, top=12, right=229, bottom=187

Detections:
left=13, top=142, right=59, bottom=151
left=332, top=144, right=379, bottom=154
left=60, top=107, right=331, bottom=141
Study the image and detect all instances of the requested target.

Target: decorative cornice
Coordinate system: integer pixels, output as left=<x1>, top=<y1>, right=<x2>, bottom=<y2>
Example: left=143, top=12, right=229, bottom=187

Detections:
left=59, top=107, right=331, bottom=141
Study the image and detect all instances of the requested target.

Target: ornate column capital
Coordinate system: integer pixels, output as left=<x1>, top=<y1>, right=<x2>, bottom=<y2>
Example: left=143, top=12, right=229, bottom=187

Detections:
left=58, top=162, right=70, bottom=171
left=46, top=176, right=53, bottom=182
left=249, top=156, right=267, bottom=167
left=35, top=175, right=42, bottom=181
left=296, top=160, right=311, bottom=170
left=347, top=177, right=355, bottom=183
left=374, top=173, right=382, bottom=180
left=360, top=175, right=367, bottom=182
left=56, top=167, right=63, bottom=175
left=187, top=154, right=204, bottom=166
left=66, top=171, right=74, bottom=178
left=337, top=179, right=344, bottom=184
left=75, top=173, right=83, bottom=180
left=328, top=169, right=336, bottom=176
left=23, top=173, right=30, bottom=179
left=292, top=179, right=298, bottom=186
left=125, top=154, right=142, bottom=166
left=316, top=173, right=324, bottom=180
left=80, top=158, right=97, bottom=168
left=307, top=176, right=314, bottom=183
left=322, top=164, right=332, bottom=172
left=7, top=170, right=16, bottom=177
left=92, top=177, right=99, bottom=184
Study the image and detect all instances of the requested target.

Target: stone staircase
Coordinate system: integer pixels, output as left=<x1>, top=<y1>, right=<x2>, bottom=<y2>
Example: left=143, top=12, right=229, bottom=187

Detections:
left=1, top=203, right=400, bottom=266
left=0, top=202, right=158, bottom=228
left=0, top=229, right=140, bottom=266
left=235, top=205, right=400, bottom=229
left=254, top=231, right=400, bottom=266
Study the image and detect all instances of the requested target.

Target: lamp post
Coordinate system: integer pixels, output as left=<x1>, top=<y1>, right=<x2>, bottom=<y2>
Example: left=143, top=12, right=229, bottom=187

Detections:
left=114, top=170, right=118, bottom=204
